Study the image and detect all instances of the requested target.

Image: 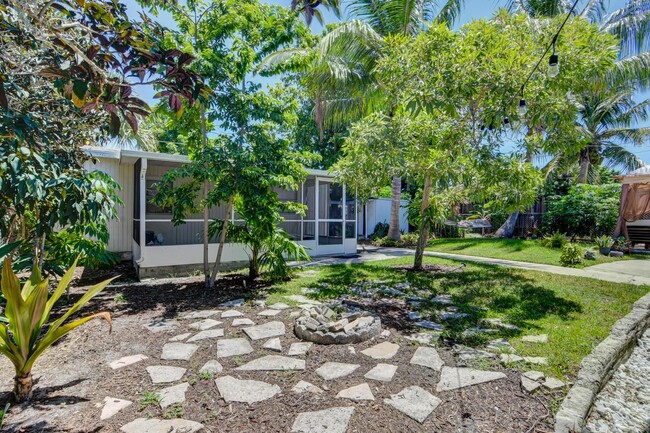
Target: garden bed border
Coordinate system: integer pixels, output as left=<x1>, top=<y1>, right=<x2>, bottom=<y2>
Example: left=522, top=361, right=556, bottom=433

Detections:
left=554, top=290, right=650, bottom=432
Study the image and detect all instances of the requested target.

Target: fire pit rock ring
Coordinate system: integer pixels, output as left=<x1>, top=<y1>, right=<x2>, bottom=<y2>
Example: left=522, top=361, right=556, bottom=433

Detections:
left=294, top=306, right=382, bottom=345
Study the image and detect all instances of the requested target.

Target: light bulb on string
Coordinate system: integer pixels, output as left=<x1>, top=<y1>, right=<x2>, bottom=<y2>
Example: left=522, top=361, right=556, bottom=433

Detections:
left=503, top=117, right=511, bottom=129
left=518, top=98, right=527, bottom=116
left=548, top=41, right=559, bottom=78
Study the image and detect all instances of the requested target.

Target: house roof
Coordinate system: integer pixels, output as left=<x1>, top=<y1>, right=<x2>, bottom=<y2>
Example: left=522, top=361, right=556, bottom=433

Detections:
left=83, top=146, right=332, bottom=177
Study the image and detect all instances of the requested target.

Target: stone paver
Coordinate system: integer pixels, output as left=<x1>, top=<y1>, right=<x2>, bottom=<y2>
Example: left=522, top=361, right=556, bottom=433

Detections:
left=285, top=295, right=322, bottom=305
left=415, top=320, right=444, bottom=331
left=315, top=362, right=360, bottom=380
left=120, top=418, right=203, bottom=433
left=232, top=318, right=255, bottom=327
left=336, top=383, right=374, bottom=401
left=542, top=377, right=566, bottom=390
left=364, top=364, right=398, bottom=382
left=187, top=329, right=224, bottom=342
left=524, top=356, right=548, bottom=365
left=243, top=321, right=286, bottom=340
left=436, top=367, right=507, bottom=392
left=159, top=382, right=190, bottom=408
left=288, top=342, right=313, bottom=356
left=291, top=407, right=355, bottom=433
left=523, top=370, right=545, bottom=381
left=144, top=320, right=178, bottom=333
left=263, top=337, right=283, bottom=352
left=258, top=309, right=281, bottom=317
left=180, top=310, right=220, bottom=320
left=146, top=366, right=187, bottom=384
left=410, top=347, right=444, bottom=371
left=101, top=397, right=132, bottom=420
left=500, top=354, right=524, bottom=364
left=188, top=319, right=222, bottom=331
left=161, top=343, right=199, bottom=361
left=216, top=338, right=254, bottom=358
left=269, top=302, right=290, bottom=310
left=384, top=386, right=441, bottom=423
left=215, top=376, right=281, bottom=404
left=292, top=380, right=324, bottom=395
left=220, top=298, right=245, bottom=307
left=221, top=309, right=244, bottom=318
left=361, top=342, right=399, bottom=359
left=169, top=333, right=191, bottom=342
left=199, top=360, right=223, bottom=375
left=237, top=355, right=306, bottom=371
left=521, top=376, right=541, bottom=392
left=522, top=334, right=549, bottom=343
left=109, top=354, right=148, bottom=370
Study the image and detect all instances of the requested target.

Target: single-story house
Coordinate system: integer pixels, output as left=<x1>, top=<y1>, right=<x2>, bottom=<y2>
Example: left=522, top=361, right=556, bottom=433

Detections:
left=84, top=147, right=358, bottom=279
left=614, top=164, right=650, bottom=248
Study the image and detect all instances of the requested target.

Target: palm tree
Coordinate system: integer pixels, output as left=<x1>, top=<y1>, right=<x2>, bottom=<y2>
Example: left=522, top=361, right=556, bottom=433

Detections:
left=264, top=0, right=464, bottom=240
left=291, top=0, right=342, bottom=26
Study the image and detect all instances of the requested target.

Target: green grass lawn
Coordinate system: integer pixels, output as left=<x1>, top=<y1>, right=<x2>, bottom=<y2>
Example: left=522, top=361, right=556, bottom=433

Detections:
left=426, top=237, right=649, bottom=268
left=268, top=256, right=648, bottom=381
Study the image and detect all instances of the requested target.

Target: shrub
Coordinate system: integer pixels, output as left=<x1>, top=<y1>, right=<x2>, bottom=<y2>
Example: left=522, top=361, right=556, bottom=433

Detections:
left=370, top=232, right=419, bottom=248
left=595, top=235, right=613, bottom=249
left=544, top=184, right=620, bottom=239
left=545, top=231, right=567, bottom=249
left=369, top=222, right=390, bottom=240
left=0, top=258, right=113, bottom=402
left=560, top=243, right=583, bottom=267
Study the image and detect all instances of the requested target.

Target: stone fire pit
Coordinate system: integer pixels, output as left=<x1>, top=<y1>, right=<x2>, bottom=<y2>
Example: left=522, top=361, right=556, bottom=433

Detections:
left=294, top=305, right=381, bottom=344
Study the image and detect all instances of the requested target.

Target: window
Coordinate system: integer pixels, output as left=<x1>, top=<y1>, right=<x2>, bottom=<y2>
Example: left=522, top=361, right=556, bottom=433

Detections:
left=146, top=179, right=171, bottom=214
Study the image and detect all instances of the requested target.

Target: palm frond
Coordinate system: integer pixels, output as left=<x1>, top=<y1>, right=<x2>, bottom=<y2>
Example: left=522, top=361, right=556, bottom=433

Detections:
left=600, top=142, right=646, bottom=171
left=433, top=0, right=464, bottom=27
left=579, top=0, right=605, bottom=22
left=257, top=48, right=312, bottom=75
left=608, top=52, right=650, bottom=91
left=600, top=1, right=650, bottom=57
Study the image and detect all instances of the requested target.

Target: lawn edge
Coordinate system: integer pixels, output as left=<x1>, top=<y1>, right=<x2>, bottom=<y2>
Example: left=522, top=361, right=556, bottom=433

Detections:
left=555, top=289, right=650, bottom=433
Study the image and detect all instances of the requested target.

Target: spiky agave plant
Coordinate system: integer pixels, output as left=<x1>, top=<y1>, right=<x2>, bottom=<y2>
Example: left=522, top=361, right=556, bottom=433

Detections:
left=0, top=258, right=113, bottom=402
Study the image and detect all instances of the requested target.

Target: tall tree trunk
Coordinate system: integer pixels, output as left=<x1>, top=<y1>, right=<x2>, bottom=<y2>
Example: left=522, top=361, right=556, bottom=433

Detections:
left=201, top=103, right=210, bottom=288
left=578, top=148, right=590, bottom=184
left=387, top=176, right=402, bottom=241
left=209, top=194, right=234, bottom=287
left=413, top=175, right=432, bottom=270
left=13, top=373, right=32, bottom=402
left=495, top=212, right=519, bottom=238
left=249, top=246, right=259, bottom=280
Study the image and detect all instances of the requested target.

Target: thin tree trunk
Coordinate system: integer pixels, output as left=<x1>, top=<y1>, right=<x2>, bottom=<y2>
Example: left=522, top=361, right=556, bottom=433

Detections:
left=578, top=148, right=590, bottom=184
left=200, top=103, right=211, bottom=288
left=387, top=176, right=402, bottom=241
left=13, top=373, right=32, bottom=402
left=38, top=233, right=45, bottom=271
left=495, top=212, right=519, bottom=238
left=413, top=175, right=432, bottom=270
left=209, top=194, right=234, bottom=287
left=249, top=245, right=259, bottom=280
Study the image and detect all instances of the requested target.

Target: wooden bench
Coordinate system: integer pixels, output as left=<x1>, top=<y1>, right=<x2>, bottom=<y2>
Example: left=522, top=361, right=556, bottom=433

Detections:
left=628, top=225, right=650, bottom=250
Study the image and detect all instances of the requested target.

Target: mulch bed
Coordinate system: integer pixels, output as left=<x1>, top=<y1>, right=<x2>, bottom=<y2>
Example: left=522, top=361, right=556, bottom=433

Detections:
left=391, top=264, right=465, bottom=274
left=0, top=265, right=554, bottom=433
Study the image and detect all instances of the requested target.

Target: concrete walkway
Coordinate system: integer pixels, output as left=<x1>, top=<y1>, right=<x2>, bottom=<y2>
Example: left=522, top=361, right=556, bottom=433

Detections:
left=298, top=247, right=650, bottom=287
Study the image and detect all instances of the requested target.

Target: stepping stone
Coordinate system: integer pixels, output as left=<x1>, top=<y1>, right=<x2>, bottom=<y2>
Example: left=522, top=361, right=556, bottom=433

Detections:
left=415, top=320, right=443, bottom=330
left=120, top=418, right=203, bottom=433
left=407, top=311, right=422, bottom=321
left=436, top=367, right=507, bottom=392
left=243, top=321, right=285, bottom=340
left=484, top=318, right=519, bottom=331
left=220, top=299, right=245, bottom=307
left=430, top=295, right=453, bottom=304
left=216, top=338, right=254, bottom=358
left=285, top=295, right=322, bottom=305
left=523, top=356, right=548, bottom=365
left=288, top=342, right=313, bottom=356
left=522, top=334, right=549, bottom=343
left=188, top=319, right=222, bottom=331
left=269, top=302, right=290, bottom=310
left=410, top=347, right=444, bottom=371
left=144, top=320, right=178, bottom=333
left=159, top=382, right=190, bottom=408
left=486, top=338, right=516, bottom=352
left=380, top=330, right=391, bottom=337
left=232, top=318, right=255, bottom=327
left=500, top=354, right=524, bottom=364
left=199, top=360, right=223, bottom=375
left=454, top=345, right=496, bottom=361
left=263, top=337, right=283, bottom=352
left=384, top=386, right=441, bottom=423
left=109, top=354, right=148, bottom=370
left=169, top=333, right=191, bottom=342
left=161, top=343, right=199, bottom=361
left=543, top=377, right=566, bottom=390
left=215, top=376, right=281, bottom=404
left=441, top=312, right=469, bottom=320
left=315, top=362, right=360, bottom=380
left=364, top=364, right=397, bottom=382
left=258, top=309, right=281, bottom=317
left=253, top=300, right=266, bottom=307
left=291, top=407, right=355, bottom=433
left=361, top=342, right=399, bottom=360
left=221, top=309, right=243, bottom=318
left=523, top=370, right=545, bottom=381
left=336, top=383, right=374, bottom=401
left=180, top=310, right=220, bottom=320
left=146, top=366, right=187, bottom=384
left=187, top=329, right=224, bottom=342
left=521, top=376, right=541, bottom=392
left=406, top=332, right=439, bottom=345
left=236, top=355, right=305, bottom=371
left=292, top=380, right=324, bottom=395
left=101, top=397, right=132, bottom=420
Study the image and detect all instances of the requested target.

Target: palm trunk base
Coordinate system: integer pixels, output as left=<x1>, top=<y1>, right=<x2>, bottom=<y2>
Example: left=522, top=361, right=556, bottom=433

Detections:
left=13, top=374, right=33, bottom=403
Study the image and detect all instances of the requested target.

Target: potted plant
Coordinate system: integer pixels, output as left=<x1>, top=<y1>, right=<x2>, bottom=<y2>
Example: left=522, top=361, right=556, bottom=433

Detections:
left=595, top=235, right=613, bottom=256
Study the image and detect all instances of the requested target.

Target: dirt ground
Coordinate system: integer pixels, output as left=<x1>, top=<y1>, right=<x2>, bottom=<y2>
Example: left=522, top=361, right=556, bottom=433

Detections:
left=0, top=266, right=554, bottom=433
